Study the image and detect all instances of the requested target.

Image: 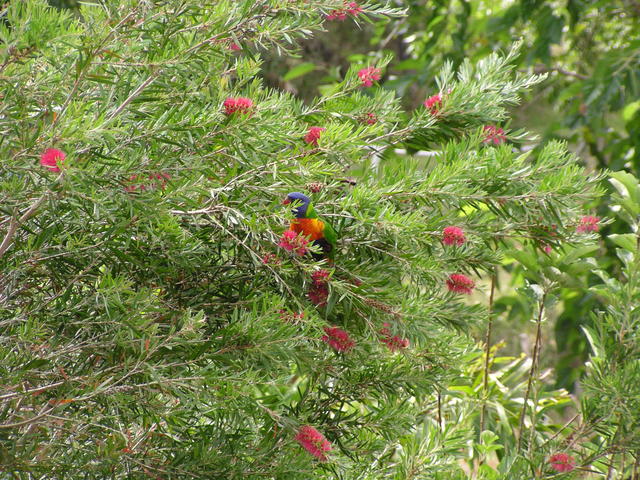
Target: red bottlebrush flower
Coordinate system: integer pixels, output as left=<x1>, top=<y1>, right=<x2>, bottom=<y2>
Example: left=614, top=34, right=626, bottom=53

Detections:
left=483, top=125, right=507, bottom=145
left=576, top=215, right=600, bottom=233
left=446, top=274, right=475, bottom=295
left=357, top=66, right=381, bottom=87
left=223, top=97, right=253, bottom=115
left=306, top=182, right=325, bottom=193
left=125, top=172, right=170, bottom=192
left=442, top=226, right=465, bottom=246
left=278, top=230, right=309, bottom=256
left=308, top=283, right=329, bottom=307
left=40, top=148, right=66, bottom=172
left=148, top=172, right=171, bottom=190
left=311, top=269, right=331, bottom=285
left=261, top=253, right=281, bottom=265
left=543, top=244, right=552, bottom=254
left=322, top=326, right=355, bottom=352
left=295, top=425, right=332, bottom=461
left=346, top=1, right=362, bottom=15
left=279, top=309, right=305, bottom=323
left=304, top=126, right=325, bottom=146
left=308, top=269, right=331, bottom=306
left=549, top=453, right=575, bottom=473
left=326, top=9, right=347, bottom=20
left=380, top=323, right=409, bottom=351
left=423, top=94, right=442, bottom=115
left=229, top=42, right=241, bottom=51
left=327, top=1, right=361, bottom=20
left=362, top=112, right=378, bottom=125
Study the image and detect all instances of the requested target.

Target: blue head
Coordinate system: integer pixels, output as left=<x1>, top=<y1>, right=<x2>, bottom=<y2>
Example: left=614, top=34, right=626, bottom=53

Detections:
left=283, top=192, right=311, bottom=218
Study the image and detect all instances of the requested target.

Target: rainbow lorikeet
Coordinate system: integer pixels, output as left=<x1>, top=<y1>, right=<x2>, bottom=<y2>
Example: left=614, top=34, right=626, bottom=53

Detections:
left=283, top=192, right=337, bottom=260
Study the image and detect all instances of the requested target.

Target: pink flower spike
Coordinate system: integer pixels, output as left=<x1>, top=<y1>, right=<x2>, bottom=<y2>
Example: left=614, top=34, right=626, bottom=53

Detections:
left=40, top=148, right=66, bottom=172
left=326, top=2, right=361, bottom=21
left=446, top=274, right=475, bottom=295
left=362, top=112, right=378, bottom=125
left=326, top=10, right=347, bottom=21
left=311, top=269, right=331, bottom=285
left=308, top=283, right=329, bottom=307
left=306, top=182, right=325, bottom=193
left=229, top=42, right=241, bottom=51
left=549, top=453, right=575, bottom=473
left=261, top=253, right=280, bottom=265
left=223, top=97, right=253, bottom=115
left=346, top=2, right=363, bottom=15
left=442, top=226, right=465, bottom=246
left=295, top=425, right=332, bottom=461
left=278, top=230, right=309, bottom=256
left=482, top=125, right=506, bottom=145
left=576, top=215, right=600, bottom=233
left=322, top=326, right=355, bottom=352
left=357, top=67, right=381, bottom=87
left=423, top=94, right=442, bottom=115
left=304, top=126, right=325, bottom=146
left=379, top=323, right=409, bottom=351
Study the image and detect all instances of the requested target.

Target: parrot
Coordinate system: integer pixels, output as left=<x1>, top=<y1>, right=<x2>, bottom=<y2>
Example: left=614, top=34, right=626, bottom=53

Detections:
left=283, top=192, right=337, bottom=260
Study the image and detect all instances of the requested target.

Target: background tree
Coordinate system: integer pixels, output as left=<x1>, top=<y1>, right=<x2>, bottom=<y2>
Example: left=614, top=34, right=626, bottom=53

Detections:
left=0, top=1, right=628, bottom=479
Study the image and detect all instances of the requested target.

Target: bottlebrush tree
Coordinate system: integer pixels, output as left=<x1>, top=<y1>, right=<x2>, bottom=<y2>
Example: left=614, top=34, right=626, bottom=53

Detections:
left=0, top=1, right=601, bottom=478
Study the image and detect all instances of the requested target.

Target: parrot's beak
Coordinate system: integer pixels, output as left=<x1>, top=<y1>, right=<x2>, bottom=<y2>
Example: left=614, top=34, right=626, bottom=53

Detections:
left=282, top=198, right=291, bottom=205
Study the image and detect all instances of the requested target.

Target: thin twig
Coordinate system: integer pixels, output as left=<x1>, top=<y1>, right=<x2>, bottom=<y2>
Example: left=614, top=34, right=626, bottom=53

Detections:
left=106, top=73, right=158, bottom=121
left=479, top=272, right=496, bottom=434
left=437, top=389, right=442, bottom=430
left=0, top=405, right=54, bottom=429
left=517, top=292, right=546, bottom=453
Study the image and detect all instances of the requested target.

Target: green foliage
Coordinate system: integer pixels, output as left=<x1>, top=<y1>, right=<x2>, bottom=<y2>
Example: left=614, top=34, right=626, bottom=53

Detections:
left=0, top=1, right=608, bottom=479
left=578, top=172, right=640, bottom=475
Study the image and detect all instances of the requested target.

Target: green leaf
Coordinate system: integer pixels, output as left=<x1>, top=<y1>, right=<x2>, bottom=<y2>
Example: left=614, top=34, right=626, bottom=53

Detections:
left=608, top=233, right=637, bottom=253
left=283, top=62, right=316, bottom=81
left=623, top=100, right=640, bottom=122
left=610, top=171, right=640, bottom=203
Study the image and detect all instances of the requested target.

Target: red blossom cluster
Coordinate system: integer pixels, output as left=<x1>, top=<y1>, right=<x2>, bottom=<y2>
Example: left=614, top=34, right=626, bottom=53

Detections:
left=322, top=326, right=355, bottom=352
left=279, top=309, right=305, bottom=323
left=40, top=148, right=66, bottom=172
left=295, top=425, right=332, bottom=461
left=357, top=67, right=381, bottom=87
left=223, top=97, right=254, bottom=115
left=304, top=126, right=325, bottom=146
left=423, top=94, right=443, bottom=115
left=278, top=230, right=309, bottom=256
left=306, top=182, right=325, bottom=193
left=442, top=226, right=465, bottom=246
left=361, top=112, right=378, bottom=125
left=576, top=215, right=600, bottom=233
left=311, top=269, right=330, bottom=283
left=549, top=453, right=575, bottom=473
left=124, top=172, right=171, bottom=193
left=446, top=273, right=475, bottom=295
left=326, top=2, right=362, bottom=21
left=261, top=253, right=281, bottom=266
left=379, top=323, right=409, bottom=351
left=483, top=125, right=506, bottom=145
left=308, top=269, right=330, bottom=306
left=228, top=42, right=241, bottom=51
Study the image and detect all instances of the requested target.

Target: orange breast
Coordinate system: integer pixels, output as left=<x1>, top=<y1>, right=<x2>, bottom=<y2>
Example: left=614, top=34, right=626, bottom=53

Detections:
left=290, top=218, right=325, bottom=241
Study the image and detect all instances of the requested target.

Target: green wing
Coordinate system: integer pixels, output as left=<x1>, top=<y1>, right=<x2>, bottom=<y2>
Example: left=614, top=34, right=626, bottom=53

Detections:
left=321, top=216, right=338, bottom=250
left=307, top=202, right=338, bottom=251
